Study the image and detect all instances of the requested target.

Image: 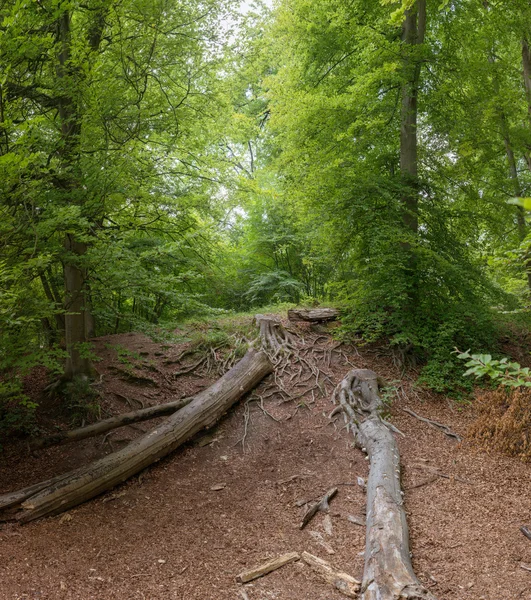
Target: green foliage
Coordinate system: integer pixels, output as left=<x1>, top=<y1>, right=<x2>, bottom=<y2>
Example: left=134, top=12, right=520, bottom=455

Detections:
left=60, top=377, right=102, bottom=427
left=456, top=350, right=531, bottom=388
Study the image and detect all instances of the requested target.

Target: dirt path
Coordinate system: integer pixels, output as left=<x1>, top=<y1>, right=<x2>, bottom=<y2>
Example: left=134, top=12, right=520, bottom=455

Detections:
left=0, top=330, right=530, bottom=599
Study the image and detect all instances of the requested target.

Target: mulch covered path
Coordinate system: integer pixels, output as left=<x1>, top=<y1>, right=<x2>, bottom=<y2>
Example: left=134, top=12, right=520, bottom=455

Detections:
left=0, top=328, right=530, bottom=599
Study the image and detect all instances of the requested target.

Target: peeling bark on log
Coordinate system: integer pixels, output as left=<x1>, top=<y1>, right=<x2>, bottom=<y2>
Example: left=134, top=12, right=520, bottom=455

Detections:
left=333, top=369, right=436, bottom=600
left=31, top=396, right=194, bottom=450
left=0, top=349, right=273, bottom=523
left=288, top=308, right=340, bottom=322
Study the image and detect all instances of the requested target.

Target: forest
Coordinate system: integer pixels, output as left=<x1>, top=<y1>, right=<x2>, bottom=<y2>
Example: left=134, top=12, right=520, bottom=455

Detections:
left=1, top=1, right=531, bottom=599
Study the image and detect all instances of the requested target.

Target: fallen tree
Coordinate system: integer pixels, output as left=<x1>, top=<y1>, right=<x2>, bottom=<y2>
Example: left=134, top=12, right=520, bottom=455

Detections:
left=333, top=369, right=436, bottom=600
left=0, top=348, right=273, bottom=523
left=288, top=308, right=340, bottom=322
left=31, top=396, right=194, bottom=450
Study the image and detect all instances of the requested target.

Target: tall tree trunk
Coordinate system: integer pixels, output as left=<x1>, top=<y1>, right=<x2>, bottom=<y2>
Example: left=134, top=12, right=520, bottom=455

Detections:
left=400, top=0, right=426, bottom=237
left=55, top=6, right=107, bottom=378
left=63, top=237, right=93, bottom=379
left=522, top=38, right=531, bottom=173
left=399, top=0, right=426, bottom=309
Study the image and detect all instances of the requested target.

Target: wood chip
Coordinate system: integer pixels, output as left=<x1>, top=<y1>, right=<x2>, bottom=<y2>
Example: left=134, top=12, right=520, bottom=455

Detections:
left=210, top=483, right=226, bottom=491
left=301, top=551, right=360, bottom=597
left=347, top=514, right=365, bottom=527
left=236, top=552, right=300, bottom=583
left=323, top=514, right=333, bottom=536
left=309, top=531, right=335, bottom=555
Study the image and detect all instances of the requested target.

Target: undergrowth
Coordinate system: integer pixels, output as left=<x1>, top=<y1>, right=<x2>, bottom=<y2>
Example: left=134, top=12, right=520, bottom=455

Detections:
left=469, top=388, right=531, bottom=461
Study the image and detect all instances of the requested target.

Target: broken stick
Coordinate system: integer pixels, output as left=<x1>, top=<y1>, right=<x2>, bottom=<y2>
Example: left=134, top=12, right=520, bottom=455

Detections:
left=402, top=407, right=462, bottom=442
left=301, top=552, right=360, bottom=598
left=236, top=552, right=300, bottom=583
left=300, top=487, right=337, bottom=530
left=520, top=526, right=531, bottom=541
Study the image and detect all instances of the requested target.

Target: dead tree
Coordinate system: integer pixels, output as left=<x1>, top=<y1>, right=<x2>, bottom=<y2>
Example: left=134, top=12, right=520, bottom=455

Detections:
left=333, top=369, right=436, bottom=600
left=287, top=308, right=340, bottom=322
left=0, top=349, right=273, bottom=523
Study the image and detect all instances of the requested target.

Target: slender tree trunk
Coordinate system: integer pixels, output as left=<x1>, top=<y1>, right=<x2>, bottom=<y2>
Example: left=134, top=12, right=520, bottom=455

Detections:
left=400, top=0, right=426, bottom=237
left=55, top=7, right=107, bottom=378
left=64, top=237, right=93, bottom=379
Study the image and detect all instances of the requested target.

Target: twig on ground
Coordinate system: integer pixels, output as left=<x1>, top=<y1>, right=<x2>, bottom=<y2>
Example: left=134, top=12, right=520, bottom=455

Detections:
left=402, top=407, right=462, bottom=441
left=410, top=463, right=471, bottom=484
left=520, top=526, right=531, bottom=541
left=235, top=401, right=251, bottom=452
left=236, top=552, right=300, bottom=583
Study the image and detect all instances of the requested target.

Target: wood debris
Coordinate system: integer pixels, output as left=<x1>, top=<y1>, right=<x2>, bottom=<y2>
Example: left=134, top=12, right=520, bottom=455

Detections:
left=301, top=551, right=360, bottom=598
left=299, top=487, right=337, bottom=529
left=347, top=514, right=365, bottom=527
left=236, top=552, right=300, bottom=583
left=520, top=525, right=531, bottom=541
left=402, top=407, right=462, bottom=442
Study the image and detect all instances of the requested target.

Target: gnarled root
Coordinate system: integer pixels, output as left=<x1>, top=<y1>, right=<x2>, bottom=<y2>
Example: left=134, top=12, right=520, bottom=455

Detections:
left=255, top=314, right=298, bottom=362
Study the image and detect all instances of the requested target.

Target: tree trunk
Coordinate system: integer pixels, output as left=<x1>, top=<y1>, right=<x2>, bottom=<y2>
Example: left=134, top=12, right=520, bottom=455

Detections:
left=400, top=0, right=426, bottom=237
left=333, top=369, right=436, bottom=599
left=0, top=349, right=273, bottom=523
left=288, top=308, right=340, bottom=322
left=63, top=237, right=93, bottom=379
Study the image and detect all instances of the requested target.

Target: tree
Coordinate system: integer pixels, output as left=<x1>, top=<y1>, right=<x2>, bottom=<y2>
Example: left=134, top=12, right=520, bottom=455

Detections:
left=0, top=0, right=231, bottom=385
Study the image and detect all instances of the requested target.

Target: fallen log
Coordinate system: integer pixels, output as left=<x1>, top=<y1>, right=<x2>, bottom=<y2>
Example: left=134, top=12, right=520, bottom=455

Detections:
left=333, top=369, right=436, bottom=600
left=301, top=552, right=360, bottom=598
left=0, top=349, right=273, bottom=523
left=288, top=308, right=340, bottom=322
left=31, top=396, right=194, bottom=450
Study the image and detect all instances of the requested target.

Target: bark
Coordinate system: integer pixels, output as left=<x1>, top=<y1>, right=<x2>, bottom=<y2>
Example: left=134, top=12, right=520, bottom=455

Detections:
left=333, top=369, right=436, bottom=600
left=31, top=396, right=194, bottom=450
left=400, top=0, right=426, bottom=237
left=63, top=237, right=93, bottom=379
left=0, top=349, right=273, bottom=523
left=287, top=308, right=340, bottom=322
left=256, top=314, right=297, bottom=361
left=522, top=39, right=531, bottom=134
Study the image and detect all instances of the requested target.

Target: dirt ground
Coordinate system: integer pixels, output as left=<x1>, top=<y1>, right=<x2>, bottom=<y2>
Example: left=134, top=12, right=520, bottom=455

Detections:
left=0, top=323, right=530, bottom=600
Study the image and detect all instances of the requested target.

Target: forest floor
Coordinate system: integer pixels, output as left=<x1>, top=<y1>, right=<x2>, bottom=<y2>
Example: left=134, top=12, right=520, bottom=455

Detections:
left=0, top=315, right=530, bottom=600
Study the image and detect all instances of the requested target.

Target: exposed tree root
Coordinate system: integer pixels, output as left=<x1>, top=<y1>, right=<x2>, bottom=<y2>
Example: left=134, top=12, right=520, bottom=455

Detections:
left=402, top=407, right=461, bottom=442
left=333, top=369, right=436, bottom=600
left=0, top=349, right=273, bottom=523
left=256, top=314, right=298, bottom=362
